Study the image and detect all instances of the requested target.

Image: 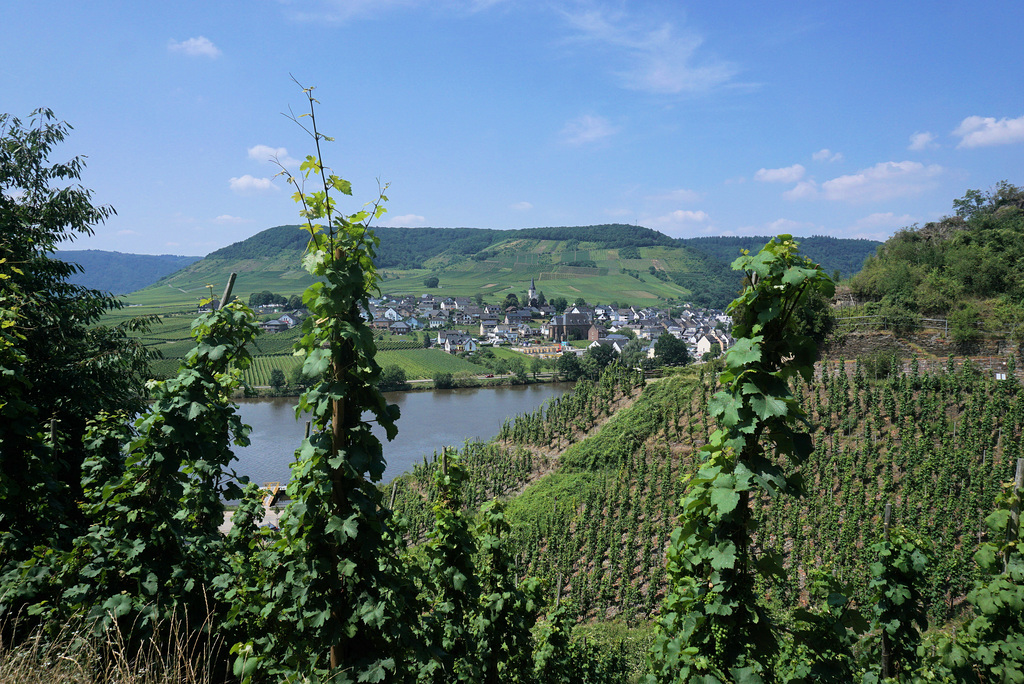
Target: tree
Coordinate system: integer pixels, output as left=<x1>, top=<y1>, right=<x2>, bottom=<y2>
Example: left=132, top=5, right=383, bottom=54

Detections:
left=288, top=294, right=303, bottom=310
left=618, top=337, right=646, bottom=369
left=583, top=343, right=616, bottom=371
left=424, top=275, right=439, bottom=288
left=269, top=368, right=286, bottom=392
left=556, top=352, right=583, bottom=381
left=574, top=296, right=587, bottom=307
left=0, top=109, right=152, bottom=580
left=552, top=297, right=568, bottom=314
left=503, top=293, right=520, bottom=310
left=537, top=291, right=547, bottom=307
left=509, top=357, right=528, bottom=384
left=654, top=332, right=689, bottom=367
left=434, top=372, right=456, bottom=389
left=378, top=364, right=409, bottom=391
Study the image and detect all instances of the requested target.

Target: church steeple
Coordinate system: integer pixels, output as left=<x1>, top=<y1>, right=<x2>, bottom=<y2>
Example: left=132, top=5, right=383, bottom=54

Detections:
left=528, top=277, right=537, bottom=305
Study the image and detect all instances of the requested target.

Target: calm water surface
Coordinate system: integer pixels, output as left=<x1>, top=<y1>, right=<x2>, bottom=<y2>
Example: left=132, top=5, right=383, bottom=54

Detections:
left=232, top=383, right=573, bottom=487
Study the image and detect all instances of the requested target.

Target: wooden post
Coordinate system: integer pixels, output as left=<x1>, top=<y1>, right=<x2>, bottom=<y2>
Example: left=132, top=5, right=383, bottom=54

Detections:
left=389, top=482, right=398, bottom=510
left=1007, top=458, right=1024, bottom=573
left=217, top=272, right=238, bottom=310
left=881, top=502, right=892, bottom=680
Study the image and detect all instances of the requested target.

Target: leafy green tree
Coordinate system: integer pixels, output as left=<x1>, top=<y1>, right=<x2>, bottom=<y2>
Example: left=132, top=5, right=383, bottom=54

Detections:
left=0, top=109, right=151, bottom=586
left=583, top=343, right=617, bottom=372
left=618, top=337, right=647, bottom=369
left=379, top=364, right=409, bottom=391
left=288, top=294, right=303, bottom=310
left=556, top=352, right=583, bottom=381
left=653, top=332, right=689, bottom=367
left=552, top=297, right=568, bottom=314
left=434, top=371, right=456, bottom=389
left=503, top=293, right=520, bottom=310
left=424, top=275, right=440, bottom=288
left=574, top=296, right=587, bottom=307
left=269, top=367, right=286, bottom=392
left=510, top=357, right=528, bottom=384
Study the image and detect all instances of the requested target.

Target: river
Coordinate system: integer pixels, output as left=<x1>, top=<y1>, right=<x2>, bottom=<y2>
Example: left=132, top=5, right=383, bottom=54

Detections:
left=231, top=383, right=573, bottom=487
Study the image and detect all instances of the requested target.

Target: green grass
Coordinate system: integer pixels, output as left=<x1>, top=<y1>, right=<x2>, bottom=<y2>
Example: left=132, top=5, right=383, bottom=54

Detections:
left=375, top=349, right=490, bottom=379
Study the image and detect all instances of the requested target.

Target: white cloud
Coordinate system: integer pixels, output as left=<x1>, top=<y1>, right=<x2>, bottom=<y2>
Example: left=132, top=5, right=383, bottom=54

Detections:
left=754, top=164, right=805, bottom=183
left=229, top=175, right=277, bottom=193
left=648, top=209, right=709, bottom=227
left=647, top=188, right=701, bottom=203
left=214, top=215, right=249, bottom=224
left=168, top=36, right=221, bottom=58
left=560, top=114, right=617, bottom=145
left=820, top=161, right=943, bottom=202
left=812, top=148, right=843, bottom=162
left=953, top=115, right=1024, bottom=148
left=560, top=7, right=735, bottom=94
left=247, top=144, right=300, bottom=168
left=908, top=131, right=938, bottom=151
left=783, top=180, right=819, bottom=200
left=383, top=214, right=427, bottom=227
left=117, top=229, right=138, bottom=236
left=510, top=201, right=533, bottom=211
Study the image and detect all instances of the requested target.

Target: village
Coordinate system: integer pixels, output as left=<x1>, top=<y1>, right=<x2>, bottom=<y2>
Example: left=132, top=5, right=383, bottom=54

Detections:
left=246, top=277, right=734, bottom=363
left=363, top=277, right=733, bottom=362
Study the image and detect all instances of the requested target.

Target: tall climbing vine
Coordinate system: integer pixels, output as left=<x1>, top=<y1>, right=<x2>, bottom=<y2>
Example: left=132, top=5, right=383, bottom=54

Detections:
left=227, top=82, right=418, bottom=683
left=649, top=236, right=834, bottom=682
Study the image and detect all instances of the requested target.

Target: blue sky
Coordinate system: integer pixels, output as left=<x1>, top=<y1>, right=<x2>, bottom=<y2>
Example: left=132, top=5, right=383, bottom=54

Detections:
left=4, top=0, right=1023, bottom=256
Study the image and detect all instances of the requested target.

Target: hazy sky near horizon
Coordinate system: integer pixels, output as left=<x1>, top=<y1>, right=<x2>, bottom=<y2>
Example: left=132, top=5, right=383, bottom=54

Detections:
left=3, top=0, right=1023, bottom=256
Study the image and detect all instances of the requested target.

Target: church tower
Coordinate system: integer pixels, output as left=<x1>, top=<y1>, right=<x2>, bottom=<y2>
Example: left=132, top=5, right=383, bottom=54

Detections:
left=528, top=276, right=537, bottom=305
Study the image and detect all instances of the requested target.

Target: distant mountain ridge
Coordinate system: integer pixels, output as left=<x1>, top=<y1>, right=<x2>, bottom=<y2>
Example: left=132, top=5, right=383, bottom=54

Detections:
left=56, top=250, right=202, bottom=295
left=678, top=235, right=881, bottom=281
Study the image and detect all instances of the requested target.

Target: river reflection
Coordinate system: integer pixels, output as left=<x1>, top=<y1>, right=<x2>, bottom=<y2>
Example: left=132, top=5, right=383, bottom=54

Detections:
left=231, top=383, right=573, bottom=487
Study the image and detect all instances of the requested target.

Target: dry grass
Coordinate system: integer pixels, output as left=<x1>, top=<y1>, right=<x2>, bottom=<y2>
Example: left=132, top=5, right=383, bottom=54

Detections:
left=0, top=615, right=227, bottom=684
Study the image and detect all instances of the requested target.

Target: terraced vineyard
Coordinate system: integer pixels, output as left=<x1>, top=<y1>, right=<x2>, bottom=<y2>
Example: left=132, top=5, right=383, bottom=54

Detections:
left=389, top=356, right=1023, bottom=627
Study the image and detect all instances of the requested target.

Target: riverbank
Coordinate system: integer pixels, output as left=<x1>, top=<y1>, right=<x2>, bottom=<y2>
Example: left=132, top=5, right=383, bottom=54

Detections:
left=243, top=371, right=564, bottom=398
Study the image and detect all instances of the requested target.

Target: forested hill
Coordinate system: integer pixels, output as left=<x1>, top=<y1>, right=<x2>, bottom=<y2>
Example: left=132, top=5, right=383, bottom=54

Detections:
left=850, top=181, right=1024, bottom=314
left=206, top=223, right=677, bottom=270
left=55, top=250, right=202, bottom=294
left=678, top=235, right=881, bottom=281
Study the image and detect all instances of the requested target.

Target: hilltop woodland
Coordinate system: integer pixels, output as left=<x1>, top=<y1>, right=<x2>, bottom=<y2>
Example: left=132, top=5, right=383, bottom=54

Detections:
left=847, top=181, right=1024, bottom=349
left=3, top=98, right=1024, bottom=684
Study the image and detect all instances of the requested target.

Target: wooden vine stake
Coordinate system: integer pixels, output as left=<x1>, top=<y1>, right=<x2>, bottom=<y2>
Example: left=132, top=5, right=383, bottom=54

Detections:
left=881, top=502, right=892, bottom=680
left=1007, top=457, right=1024, bottom=573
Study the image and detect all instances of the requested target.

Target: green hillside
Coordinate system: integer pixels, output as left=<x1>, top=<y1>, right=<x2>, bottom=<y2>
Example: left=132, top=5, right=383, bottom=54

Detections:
left=388, top=356, right=1022, bottom=655
left=127, top=223, right=876, bottom=310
